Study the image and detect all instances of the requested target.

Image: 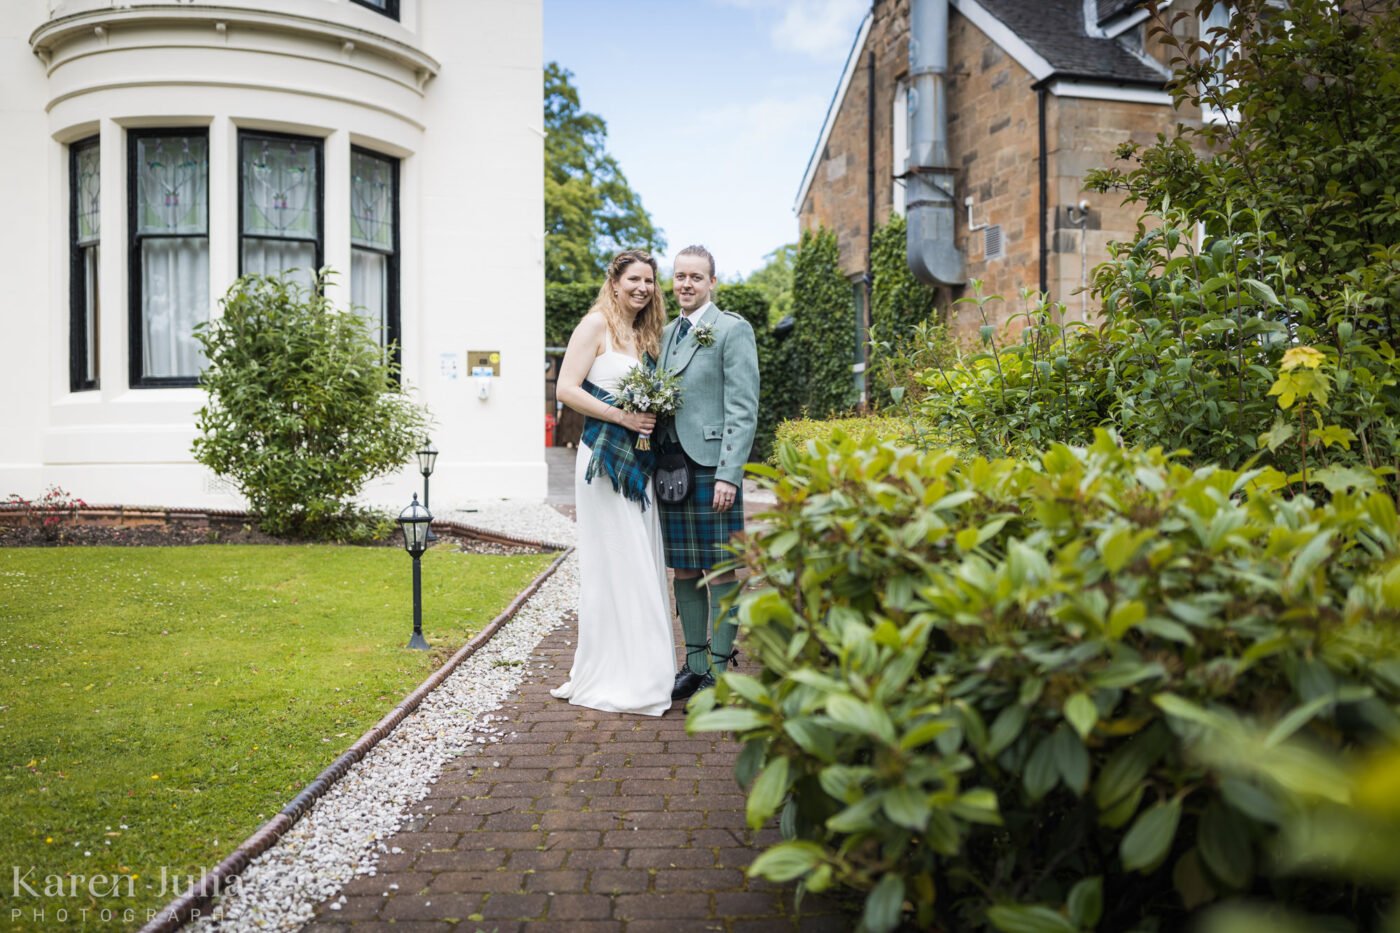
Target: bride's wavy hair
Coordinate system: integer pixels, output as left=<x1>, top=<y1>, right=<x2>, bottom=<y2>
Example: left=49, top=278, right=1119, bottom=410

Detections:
left=592, top=249, right=666, bottom=359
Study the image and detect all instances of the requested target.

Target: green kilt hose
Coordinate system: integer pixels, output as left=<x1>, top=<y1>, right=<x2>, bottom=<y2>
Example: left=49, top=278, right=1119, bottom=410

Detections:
left=659, top=463, right=744, bottom=570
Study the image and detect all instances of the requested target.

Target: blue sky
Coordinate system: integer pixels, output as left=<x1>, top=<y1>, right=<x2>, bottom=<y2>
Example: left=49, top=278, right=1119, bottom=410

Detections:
left=543, top=0, right=870, bottom=279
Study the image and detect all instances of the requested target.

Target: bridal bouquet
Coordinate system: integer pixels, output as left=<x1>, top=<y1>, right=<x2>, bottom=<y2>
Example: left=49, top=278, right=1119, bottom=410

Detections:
left=615, top=365, right=682, bottom=450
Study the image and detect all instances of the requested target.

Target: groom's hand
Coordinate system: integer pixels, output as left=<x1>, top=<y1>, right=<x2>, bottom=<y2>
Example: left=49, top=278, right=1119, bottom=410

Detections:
left=712, top=480, right=738, bottom=513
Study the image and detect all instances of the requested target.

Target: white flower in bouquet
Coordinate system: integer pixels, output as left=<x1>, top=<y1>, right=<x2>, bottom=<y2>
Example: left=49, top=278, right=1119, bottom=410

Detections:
left=615, top=365, right=683, bottom=450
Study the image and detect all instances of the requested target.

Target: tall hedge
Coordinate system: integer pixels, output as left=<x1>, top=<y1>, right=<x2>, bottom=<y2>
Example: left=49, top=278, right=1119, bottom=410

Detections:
left=545, top=282, right=597, bottom=347
left=869, top=213, right=944, bottom=405
left=714, top=284, right=785, bottom=461
left=871, top=213, right=937, bottom=339
left=791, top=227, right=857, bottom=419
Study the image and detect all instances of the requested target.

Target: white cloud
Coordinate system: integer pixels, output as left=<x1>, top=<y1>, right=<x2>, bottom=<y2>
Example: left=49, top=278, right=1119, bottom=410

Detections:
left=637, top=91, right=830, bottom=275
left=713, top=0, right=868, bottom=60
left=771, top=0, right=869, bottom=58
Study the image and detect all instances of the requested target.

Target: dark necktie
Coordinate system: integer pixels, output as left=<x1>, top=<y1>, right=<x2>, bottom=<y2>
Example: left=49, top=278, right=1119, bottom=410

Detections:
left=677, top=317, right=692, bottom=339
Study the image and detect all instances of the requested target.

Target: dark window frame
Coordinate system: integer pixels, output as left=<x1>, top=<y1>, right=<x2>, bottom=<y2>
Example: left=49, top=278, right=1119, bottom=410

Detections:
left=127, top=127, right=210, bottom=389
left=349, top=0, right=399, bottom=21
left=350, top=145, right=401, bottom=370
left=70, top=135, right=100, bottom=392
left=237, top=129, right=325, bottom=280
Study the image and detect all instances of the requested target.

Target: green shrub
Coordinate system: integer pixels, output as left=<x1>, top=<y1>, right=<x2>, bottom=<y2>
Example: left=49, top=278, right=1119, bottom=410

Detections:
left=716, top=284, right=780, bottom=459
left=918, top=214, right=1400, bottom=490
left=692, top=430, right=1400, bottom=931
left=774, top=414, right=910, bottom=448
left=917, top=285, right=1108, bottom=457
left=793, top=227, right=858, bottom=419
left=773, top=414, right=941, bottom=461
left=193, top=272, right=429, bottom=540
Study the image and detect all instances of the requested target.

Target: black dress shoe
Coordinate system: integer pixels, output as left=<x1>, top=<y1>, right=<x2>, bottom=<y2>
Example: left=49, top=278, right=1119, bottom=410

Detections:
left=672, top=668, right=707, bottom=700
left=695, top=671, right=716, bottom=692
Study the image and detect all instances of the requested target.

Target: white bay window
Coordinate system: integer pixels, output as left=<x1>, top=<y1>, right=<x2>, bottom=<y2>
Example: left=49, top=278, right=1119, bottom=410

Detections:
left=129, top=130, right=210, bottom=386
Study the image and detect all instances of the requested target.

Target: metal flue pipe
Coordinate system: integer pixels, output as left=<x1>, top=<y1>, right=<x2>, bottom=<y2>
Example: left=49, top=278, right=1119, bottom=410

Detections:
left=906, top=0, right=966, bottom=286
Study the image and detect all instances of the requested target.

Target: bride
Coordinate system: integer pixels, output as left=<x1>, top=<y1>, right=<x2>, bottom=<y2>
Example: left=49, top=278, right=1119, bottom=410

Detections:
left=550, top=249, right=676, bottom=716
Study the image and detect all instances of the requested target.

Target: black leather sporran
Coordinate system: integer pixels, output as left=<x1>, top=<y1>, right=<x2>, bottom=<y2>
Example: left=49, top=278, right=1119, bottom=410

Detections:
left=654, top=444, right=692, bottom=505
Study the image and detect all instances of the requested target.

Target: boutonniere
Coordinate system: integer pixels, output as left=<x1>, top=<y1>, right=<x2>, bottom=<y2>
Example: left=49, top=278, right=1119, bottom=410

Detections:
left=692, top=323, right=716, bottom=347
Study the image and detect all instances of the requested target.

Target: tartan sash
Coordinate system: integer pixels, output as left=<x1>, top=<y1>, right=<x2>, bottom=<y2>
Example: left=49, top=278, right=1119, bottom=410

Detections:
left=581, top=379, right=657, bottom=510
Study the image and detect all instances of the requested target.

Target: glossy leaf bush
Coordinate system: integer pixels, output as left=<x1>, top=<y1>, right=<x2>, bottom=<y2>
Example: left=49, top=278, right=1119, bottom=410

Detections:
left=689, top=431, right=1400, bottom=931
left=193, top=272, right=429, bottom=540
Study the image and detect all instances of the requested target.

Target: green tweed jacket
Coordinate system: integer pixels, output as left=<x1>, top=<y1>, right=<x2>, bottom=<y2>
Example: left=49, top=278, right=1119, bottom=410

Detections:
left=657, top=301, right=760, bottom=488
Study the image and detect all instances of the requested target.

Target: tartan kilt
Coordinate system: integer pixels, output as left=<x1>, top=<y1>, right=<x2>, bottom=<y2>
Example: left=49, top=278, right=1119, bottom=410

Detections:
left=658, top=464, right=744, bottom=570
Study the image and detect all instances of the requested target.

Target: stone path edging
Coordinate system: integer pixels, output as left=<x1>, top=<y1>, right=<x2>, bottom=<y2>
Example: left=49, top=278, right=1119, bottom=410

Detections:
left=140, top=544, right=574, bottom=933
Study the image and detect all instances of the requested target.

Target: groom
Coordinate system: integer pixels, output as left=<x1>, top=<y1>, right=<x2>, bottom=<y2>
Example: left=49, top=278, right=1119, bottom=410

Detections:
left=659, top=245, right=760, bottom=701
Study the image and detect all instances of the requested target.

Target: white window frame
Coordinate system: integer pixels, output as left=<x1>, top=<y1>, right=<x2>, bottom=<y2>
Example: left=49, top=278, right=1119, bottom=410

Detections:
left=1201, top=0, right=1289, bottom=124
left=892, top=78, right=909, bottom=217
left=1199, top=2, right=1239, bottom=124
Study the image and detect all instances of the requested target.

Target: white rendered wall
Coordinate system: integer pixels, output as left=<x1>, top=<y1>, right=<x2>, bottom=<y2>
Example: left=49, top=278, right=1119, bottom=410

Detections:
left=376, top=0, right=547, bottom=509
left=0, top=0, right=53, bottom=485
left=0, top=0, right=546, bottom=509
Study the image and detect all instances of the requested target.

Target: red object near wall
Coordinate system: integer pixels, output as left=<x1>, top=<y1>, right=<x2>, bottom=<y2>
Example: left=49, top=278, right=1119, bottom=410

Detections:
left=544, top=414, right=556, bottom=447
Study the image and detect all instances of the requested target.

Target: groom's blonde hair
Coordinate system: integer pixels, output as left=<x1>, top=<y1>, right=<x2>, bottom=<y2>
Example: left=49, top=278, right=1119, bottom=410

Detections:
left=591, top=249, right=666, bottom=359
left=675, top=244, right=716, bottom=278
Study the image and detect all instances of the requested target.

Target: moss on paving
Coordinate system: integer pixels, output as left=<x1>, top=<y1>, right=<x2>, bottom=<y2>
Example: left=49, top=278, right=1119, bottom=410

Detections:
left=0, top=544, right=556, bottom=927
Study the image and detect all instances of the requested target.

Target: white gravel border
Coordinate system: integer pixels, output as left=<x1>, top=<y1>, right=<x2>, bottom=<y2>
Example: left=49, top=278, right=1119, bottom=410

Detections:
left=443, top=502, right=578, bottom=549
left=189, top=504, right=577, bottom=932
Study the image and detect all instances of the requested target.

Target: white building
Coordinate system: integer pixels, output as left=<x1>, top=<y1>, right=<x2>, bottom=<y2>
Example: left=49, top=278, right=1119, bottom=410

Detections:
left=0, top=0, right=546, bottom=510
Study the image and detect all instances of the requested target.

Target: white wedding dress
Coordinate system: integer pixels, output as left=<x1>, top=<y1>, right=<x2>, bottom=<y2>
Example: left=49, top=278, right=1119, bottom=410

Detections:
left=551, top=338, right=676, bottom=716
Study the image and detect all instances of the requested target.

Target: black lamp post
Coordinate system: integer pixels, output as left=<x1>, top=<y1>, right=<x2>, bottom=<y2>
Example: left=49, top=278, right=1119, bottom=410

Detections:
left=397, top=493, right=432, bottom=651
left=417, top=438, right=439, bottom=542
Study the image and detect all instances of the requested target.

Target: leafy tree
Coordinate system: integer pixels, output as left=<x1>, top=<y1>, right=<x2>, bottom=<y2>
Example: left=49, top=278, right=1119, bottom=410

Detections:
left=192, top=272, right=430, bottom=540
left=1088, top=0, right=1400, bottom=325
left=545, top=63, right=664, bottom=283
left=911, top=0, right=1400, bottom=485
left=744, top=243, right=796, bottom=326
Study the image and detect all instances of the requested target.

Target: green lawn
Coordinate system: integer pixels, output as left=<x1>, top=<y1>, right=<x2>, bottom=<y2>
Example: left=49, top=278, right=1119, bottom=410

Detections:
left=0, top=544, right=556, bottom=927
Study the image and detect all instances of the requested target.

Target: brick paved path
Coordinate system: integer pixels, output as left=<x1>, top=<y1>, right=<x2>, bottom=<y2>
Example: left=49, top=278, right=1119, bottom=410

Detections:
left=303, top=616, right=857, bottom=932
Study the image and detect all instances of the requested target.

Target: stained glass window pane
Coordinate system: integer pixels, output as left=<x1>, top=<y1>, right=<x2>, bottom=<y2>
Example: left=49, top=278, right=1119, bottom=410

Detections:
left=136, top=135, right=209, bottom=235
left=351, top=151, right=394, bottom=251
left=76, top=143, right=100, bottom=245
left=242, top=136, right=319, bottom=239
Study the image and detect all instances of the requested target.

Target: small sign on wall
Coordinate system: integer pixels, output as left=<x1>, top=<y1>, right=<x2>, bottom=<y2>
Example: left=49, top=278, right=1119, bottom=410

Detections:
left=468, top=350, right=501, bottom=377
left=439, top=352, right=461, bottom=381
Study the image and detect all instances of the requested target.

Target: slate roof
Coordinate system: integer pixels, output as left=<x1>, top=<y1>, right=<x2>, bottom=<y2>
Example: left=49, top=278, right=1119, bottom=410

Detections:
left=1095, top=0, right=1142, bottom=24
left=975, top=0, right=1168, bottom=85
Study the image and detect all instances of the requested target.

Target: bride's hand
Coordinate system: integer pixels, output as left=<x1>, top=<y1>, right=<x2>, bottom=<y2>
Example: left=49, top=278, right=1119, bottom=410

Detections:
left=620, top=411, right=657, bottom=433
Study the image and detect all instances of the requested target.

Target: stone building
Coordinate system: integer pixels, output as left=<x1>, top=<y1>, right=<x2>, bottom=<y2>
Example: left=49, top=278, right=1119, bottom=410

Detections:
left=796, top=0, right=1219, bottom=339
left=1, top=0, right=546, bottom=508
